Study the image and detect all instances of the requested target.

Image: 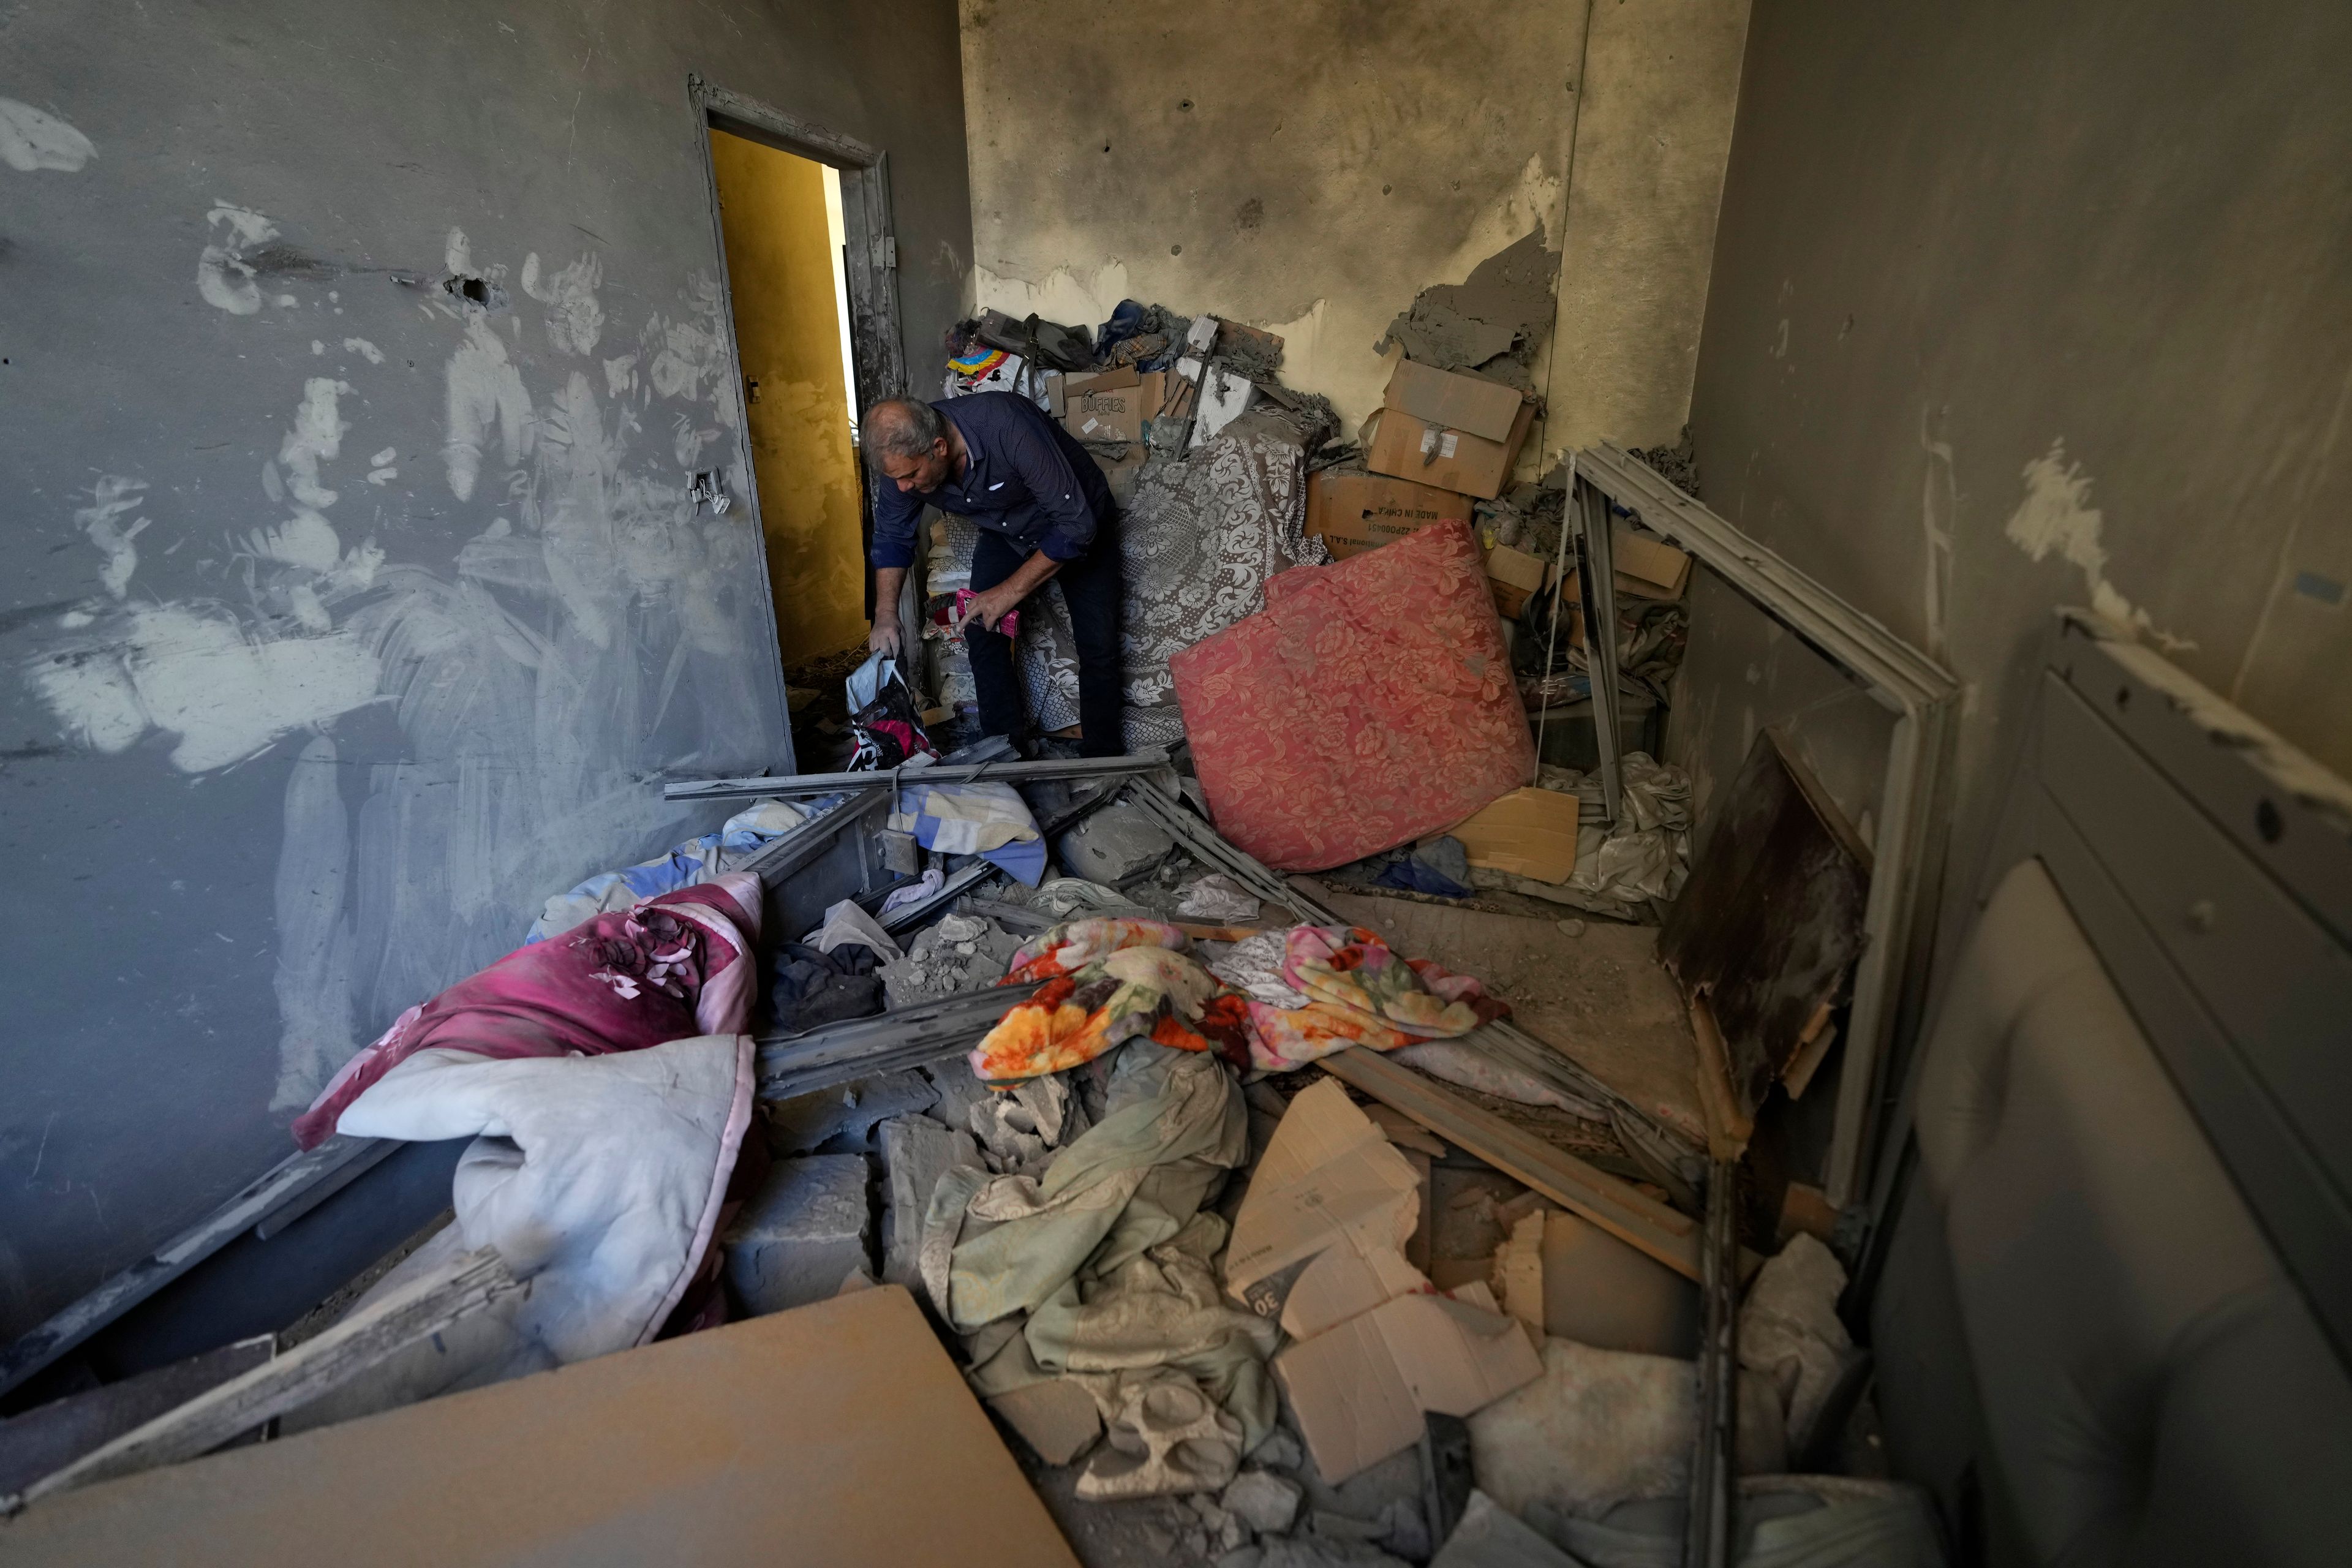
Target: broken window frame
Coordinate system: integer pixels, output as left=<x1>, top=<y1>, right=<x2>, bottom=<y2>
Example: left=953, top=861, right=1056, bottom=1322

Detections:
left=1574, top=443, right=1962, bottom=1210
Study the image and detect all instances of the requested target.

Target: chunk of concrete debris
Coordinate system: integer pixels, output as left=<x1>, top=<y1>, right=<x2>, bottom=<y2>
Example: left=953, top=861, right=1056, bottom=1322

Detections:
left=766, top=1068, right=939, bottom=1155
left=1190, top=1493, right=1252, bottom=1555
left=1258, top=1539, right=1412, bottom=1568
left=1221, top=1469, right=1304, bottom=1534
left=878, top=1114, right=981, bottom=1290
left=1379, top=230, right=1558, bottom=380
left=986, top=1375, right=1102, bottom=1466
left=880, top=912, right=1022, bottom=1007
left=1250, top=1427, right=1305, bottom=1472
left=1076, top=1373, right=1245, bottom=1499
left=1428, top=1489, right=1581, bottom=1568
left=722, top=1155, right=871, bottom=1316
left=1057, top=801, right=1175, bottom=883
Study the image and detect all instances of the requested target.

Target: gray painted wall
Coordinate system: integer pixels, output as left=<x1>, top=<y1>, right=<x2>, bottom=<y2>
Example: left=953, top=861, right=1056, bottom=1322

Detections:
left=1675, top=1, right=2352, bottom=975
left=0, top=0, right=971, bottom=1341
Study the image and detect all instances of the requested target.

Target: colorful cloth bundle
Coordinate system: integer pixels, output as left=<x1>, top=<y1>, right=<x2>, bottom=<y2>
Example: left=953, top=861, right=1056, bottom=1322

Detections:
left=889, top=779, right=1047, bottom=884
left=972, top=919, right=1251, bottom=1083
left=970, top=918, right=1507, bottom=1084
left=1244, top=924, right=1510, bottom=1072
left=947, top=345, right=1011, bottom=379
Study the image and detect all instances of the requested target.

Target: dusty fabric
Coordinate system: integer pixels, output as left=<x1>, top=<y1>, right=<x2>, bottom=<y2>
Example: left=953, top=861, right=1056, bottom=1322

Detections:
left=295, top=874, right=761, bottom=1149
left=1172, top=519, right=1532, bottom=870
left=525, top=797, right=815, bottom=942
left=1469, top=1338, right=1786, bottom=1525
left=1737, top=1233, right=1856, bottom=1448
left=974, top=929, right=1252, bottom=1084
left=937, top=1043, right=1248, bottom=1330
left=1245, top=925, right=1510, bottom=1071
left=1118, top=412, right=1327, bottom=748
left=1207, top=928, right=1307, bottom=1009
left=889, top=778, right=1046, bottom=884
left=292, top=1033, right=753, bottom=1427
left=980, top=1210, right=1283, bottom=1457
left=1175, top=872, right=1262, bottom=922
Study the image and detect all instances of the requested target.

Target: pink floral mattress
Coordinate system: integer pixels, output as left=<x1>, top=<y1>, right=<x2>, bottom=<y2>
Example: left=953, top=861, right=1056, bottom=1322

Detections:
left=1170, top=519, right=1534, bottom=871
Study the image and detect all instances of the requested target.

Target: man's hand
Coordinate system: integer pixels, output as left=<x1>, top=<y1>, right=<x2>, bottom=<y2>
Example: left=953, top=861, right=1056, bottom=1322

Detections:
left=964, top=582, right=1024, bottom=634
left=868, top=616, right=902, bottom=659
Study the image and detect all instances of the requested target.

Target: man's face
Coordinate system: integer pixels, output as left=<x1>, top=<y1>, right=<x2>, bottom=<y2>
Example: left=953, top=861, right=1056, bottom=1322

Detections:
left=879, top=438, right=951, bottom=494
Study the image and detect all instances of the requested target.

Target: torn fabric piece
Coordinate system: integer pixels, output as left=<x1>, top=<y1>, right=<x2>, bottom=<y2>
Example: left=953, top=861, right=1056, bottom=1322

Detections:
left=974, top=938, right=1252, bottom=1083
left=941, top=1042, right=1248, bottom=1330
left=1245, top=925, right=1509, bottom=1072
left=295, top=874, right=763, bottom=1148
left=891, top=778, right=1047, bottom=884
left=1175, top=872, right=1262, bottom=922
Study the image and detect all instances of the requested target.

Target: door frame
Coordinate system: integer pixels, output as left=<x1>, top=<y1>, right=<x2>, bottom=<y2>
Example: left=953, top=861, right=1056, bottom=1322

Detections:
left=685, top=75, right=908, bottom=704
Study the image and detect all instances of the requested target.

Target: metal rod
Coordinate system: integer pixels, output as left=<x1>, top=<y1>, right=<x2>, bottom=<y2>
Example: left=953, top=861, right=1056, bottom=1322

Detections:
left=1683, top=1158, right=1740, bottom=1568
left=1575, top=477, right=1626, bottom=826
left=662, top=748, right=1173, bottom=804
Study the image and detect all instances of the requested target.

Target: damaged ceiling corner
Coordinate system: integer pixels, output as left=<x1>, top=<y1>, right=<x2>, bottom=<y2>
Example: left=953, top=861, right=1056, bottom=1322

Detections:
left=1378, top=230, right=1559, bottom=391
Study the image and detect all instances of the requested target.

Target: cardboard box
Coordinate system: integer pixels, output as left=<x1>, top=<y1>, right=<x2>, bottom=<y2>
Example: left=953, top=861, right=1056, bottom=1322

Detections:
left=1274, top=1284, right=1543, bottom=1482
left=1451, top=786, right=1580, bottom=884
left=1360, top=347, right=1536, bottom=500
left=1483, top=543, right=1554, bottom=618
left=1611, top=526, right=1691, bottom=600
left=1226, top=1079, right=1427, bottom=1339
left=1064, top=368, right=1159, bottom=445
left=1305, top=471, right=1476, bottom=559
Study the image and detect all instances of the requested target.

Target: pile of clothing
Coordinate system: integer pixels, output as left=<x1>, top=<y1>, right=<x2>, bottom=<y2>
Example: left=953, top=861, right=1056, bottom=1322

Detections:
left=969, top=917, right=1510, bottom=1085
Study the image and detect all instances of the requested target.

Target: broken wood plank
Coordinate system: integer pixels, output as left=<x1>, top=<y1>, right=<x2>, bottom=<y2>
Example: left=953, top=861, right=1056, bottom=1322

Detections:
left=0, top=1136, right=388, bottom=1401
left=1658, top=728, right=1869, bottom=1120
left=1686, top=995, right=1755, bottom=1163
left=0, top=1338, right=274, bottom=1498
left=1318, top=1047, right=1706, bottom=1281
left=9, top=1248, right=521, bottom=1507
left=662, top=749, right=1172, bottom=804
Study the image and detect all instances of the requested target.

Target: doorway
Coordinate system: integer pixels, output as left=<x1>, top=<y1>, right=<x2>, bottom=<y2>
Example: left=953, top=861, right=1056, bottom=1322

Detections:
left=707, top=129, right=866, bottom=669
left=692, top=81, right=911, bottom=768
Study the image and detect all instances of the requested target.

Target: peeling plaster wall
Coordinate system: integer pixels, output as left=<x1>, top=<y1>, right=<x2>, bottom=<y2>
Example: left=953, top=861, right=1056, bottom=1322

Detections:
left=1678, top=1, right=2352, bottom=976
left=0, top=0, right=971, bottom=1341
left=958, top=0, right=1749, bottom=464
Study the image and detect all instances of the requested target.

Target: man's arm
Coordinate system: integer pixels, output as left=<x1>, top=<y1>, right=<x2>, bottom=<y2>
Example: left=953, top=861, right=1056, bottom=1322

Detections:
left=965, top=551, right=1060, bottom=633
left=869, top=565, right=908, bottom=657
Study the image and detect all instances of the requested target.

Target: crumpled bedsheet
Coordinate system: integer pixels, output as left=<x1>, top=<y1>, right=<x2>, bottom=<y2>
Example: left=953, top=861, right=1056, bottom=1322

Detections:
left=1170, top=517, right=1534, bottom=870
left=283, top=1031, right=754, bottom=1431
left=1245, top=924, right=1511, bottom=1071
left=971, top=918, right=1251, bottom=1083
left=930, top=1042, right=1275, bottom=1456
left=294, top=873, right=763, bottom=1149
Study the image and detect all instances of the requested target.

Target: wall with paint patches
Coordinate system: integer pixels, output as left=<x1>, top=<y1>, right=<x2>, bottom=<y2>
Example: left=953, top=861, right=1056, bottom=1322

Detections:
left=0, top=1, right=970, bottom=1341
left=957, top=0, right=1750, bottom=465
left=1672, top=0, right=2352, bottom=985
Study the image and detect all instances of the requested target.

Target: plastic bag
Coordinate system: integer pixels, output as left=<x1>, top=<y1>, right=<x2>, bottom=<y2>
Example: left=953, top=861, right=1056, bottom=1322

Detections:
left=845, top=652, right=938, bottom=772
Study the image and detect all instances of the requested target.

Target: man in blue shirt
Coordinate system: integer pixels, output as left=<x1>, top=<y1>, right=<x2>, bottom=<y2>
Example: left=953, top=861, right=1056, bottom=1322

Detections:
left=862, top=393, right=1123, bottom=756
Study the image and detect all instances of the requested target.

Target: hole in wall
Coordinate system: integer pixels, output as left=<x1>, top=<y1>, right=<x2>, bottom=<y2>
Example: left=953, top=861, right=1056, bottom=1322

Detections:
left=1180, top=99, right=1193, bottom=110
left=443, top=274, right=508, bottom=312
left=2256, top=799, right=2284, bottom=843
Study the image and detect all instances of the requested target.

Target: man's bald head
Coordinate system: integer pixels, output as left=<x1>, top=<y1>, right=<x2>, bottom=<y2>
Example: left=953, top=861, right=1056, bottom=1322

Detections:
left=864, top=398, right=953, bottom=493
